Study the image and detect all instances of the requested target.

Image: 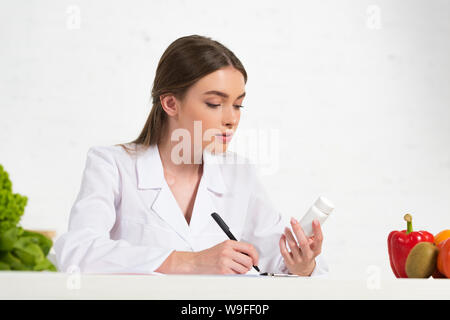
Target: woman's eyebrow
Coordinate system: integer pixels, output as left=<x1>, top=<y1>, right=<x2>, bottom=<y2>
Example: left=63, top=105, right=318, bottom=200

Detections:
left=203, top=90, right=246, bottom=99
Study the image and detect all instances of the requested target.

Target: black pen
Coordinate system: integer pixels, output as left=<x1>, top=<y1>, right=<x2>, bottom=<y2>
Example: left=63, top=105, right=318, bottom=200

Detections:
left=211, top=212, right=260, bottom=273
left=259, top=272, right=298, bottom=277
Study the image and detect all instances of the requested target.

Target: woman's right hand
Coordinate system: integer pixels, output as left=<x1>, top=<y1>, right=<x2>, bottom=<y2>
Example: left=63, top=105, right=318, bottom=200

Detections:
left=193, top=240, right=259, bottom=274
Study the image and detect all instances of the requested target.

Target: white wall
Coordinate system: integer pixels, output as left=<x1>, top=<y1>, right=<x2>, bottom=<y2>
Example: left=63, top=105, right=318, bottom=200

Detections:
left=1, top=0, right=449, bottom=281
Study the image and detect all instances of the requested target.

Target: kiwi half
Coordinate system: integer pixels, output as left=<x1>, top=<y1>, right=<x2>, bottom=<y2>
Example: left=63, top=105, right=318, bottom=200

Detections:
left=405, top=242, right=439, bottom=278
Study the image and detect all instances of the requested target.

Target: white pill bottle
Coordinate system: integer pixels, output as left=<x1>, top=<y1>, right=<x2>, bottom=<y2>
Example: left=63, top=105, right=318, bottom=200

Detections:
left=299, top=196, right=334, bottom=237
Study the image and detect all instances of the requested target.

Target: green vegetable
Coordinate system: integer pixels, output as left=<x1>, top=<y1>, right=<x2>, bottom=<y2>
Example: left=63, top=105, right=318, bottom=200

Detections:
left=0, top=261, right=10, bottom=270
left=21, top=230, right=53, bottom=256
left=0, top=226, right=21, bottom=251
left=0, top=251, right=27, bottom=270
left=33, top=257, right=57, bottom=271
left=0, top=164, right=56, bottom=272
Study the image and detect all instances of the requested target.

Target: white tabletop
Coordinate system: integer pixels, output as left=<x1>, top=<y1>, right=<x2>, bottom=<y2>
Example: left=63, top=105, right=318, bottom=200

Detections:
left=0, top=271, right=449, bottom=299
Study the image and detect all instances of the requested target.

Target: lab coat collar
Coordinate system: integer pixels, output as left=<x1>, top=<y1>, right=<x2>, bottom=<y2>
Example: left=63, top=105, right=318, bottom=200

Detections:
left=135, top=143, right=228, bottom=246
left=136, top=144, right=228, bottom=195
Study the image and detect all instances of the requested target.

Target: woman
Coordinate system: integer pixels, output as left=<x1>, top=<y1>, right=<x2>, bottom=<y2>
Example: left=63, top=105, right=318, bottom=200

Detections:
left=54, top=35, right=328, bottom=276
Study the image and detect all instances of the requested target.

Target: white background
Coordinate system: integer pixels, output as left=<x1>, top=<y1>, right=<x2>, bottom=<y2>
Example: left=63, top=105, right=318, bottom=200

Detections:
left=1, top=0, right=449, bottom=281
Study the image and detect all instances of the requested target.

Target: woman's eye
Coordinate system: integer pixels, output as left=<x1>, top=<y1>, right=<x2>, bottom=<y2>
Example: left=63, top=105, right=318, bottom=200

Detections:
left=205, top=103, right=244, bottom=109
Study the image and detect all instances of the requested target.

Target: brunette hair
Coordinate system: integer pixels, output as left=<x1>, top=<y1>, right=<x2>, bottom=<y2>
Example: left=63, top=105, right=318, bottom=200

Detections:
left=118, top=34, right=247, bottom=154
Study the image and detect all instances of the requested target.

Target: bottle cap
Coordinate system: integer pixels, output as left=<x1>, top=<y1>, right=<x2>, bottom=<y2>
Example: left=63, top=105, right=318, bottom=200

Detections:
left=314, top=196, right=334, bottom=215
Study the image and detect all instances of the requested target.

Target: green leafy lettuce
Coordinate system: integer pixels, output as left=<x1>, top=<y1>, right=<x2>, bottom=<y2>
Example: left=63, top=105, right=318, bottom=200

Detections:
left=0, top=164, right=56, bottom=271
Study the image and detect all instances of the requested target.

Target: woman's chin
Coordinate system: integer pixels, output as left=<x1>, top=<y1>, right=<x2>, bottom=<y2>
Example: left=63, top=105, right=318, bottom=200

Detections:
left=208, top=142, right=228, bottom=155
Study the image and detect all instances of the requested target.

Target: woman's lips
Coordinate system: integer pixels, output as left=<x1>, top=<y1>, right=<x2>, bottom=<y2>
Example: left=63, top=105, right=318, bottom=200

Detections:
left=215, top=132, right=233, bottom=143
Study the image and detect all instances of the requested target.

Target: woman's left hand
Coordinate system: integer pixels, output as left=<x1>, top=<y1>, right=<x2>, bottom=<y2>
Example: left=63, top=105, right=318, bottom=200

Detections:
left=279, top=217, right=323, bottom=276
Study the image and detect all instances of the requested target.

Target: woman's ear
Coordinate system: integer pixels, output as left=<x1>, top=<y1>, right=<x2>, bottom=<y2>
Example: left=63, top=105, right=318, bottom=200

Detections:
left=160, top=94, right=179, bottom=117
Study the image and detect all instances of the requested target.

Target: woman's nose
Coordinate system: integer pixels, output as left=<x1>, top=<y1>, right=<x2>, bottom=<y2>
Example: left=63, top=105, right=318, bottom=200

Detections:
left=221, top=105, right=238, bottom=127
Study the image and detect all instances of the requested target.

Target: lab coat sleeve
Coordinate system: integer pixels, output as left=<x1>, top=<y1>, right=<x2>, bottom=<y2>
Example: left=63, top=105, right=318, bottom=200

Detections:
left=241, top=164, right=329, bottom=277
left=54, top=146, right=174, bottom=274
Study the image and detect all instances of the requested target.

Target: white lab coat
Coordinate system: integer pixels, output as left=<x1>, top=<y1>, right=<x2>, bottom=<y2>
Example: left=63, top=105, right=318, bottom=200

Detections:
left=54, top=143, right=329, bottom=276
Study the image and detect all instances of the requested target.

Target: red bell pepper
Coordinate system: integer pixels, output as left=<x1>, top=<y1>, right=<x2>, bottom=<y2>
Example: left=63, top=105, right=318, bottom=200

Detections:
left=387, top=214, right=434, bottom=278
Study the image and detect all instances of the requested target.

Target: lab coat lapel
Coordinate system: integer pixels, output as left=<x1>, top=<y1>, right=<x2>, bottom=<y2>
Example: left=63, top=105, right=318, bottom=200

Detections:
left=151, top=183, right=192, bottom=244
left=135, top=144, right=230, bottom=244
left=188, top=149, right=229, bottom=235
left=135, top=144, right=191, bottom=245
